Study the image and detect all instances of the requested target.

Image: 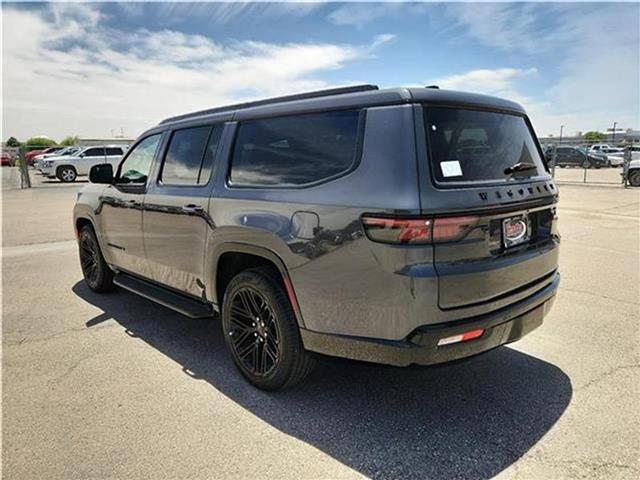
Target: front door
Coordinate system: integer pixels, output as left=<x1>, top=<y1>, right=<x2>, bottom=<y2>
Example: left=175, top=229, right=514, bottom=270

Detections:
left=99, top=134, right=163, bottom=277
left=143, top=124, right=222, bottom=298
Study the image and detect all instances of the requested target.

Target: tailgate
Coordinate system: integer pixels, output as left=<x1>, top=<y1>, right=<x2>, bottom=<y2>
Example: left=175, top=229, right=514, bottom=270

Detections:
left=434, top=204, right=559, bottom=309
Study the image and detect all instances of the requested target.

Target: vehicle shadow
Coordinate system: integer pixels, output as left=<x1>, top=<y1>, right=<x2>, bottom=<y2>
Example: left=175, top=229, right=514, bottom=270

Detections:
left=73, top=281, right=572, bottom=480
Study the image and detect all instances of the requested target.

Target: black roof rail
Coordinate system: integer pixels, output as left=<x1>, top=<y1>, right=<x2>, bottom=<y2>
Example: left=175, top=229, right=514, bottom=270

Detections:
left=160, top=84, right=379, bottom=125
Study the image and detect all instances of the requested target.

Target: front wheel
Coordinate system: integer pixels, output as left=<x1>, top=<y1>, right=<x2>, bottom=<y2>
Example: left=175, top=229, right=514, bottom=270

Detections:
left=582, top=160, right=591, bottom=169
left=221, top=268, right=315, bottom=390
left=629, top=171, right=640, bottom=187
left=78, top=225, right=114, bottom=292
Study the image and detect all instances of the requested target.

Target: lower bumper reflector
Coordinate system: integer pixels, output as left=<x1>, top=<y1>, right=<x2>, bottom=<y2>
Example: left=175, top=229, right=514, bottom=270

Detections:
left=437, top=328, right=485, bottom=347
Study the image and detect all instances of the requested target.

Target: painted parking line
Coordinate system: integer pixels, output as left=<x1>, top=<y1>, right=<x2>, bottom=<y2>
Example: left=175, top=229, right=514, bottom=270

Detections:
left=1, top=240, right=77, bottom=258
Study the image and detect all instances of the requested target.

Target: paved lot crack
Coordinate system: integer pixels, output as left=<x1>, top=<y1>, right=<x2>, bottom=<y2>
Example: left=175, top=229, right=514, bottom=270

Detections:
left=576, top=363, right=639, bottom=392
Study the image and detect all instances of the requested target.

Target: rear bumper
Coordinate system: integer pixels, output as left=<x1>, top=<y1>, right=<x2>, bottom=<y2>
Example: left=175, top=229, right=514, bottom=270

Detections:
left=300, top=272, right=559, bottom=367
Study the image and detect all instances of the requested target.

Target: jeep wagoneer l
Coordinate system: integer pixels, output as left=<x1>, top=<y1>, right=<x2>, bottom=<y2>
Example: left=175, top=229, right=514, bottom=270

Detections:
left=74, top=85, right=560, bottom=390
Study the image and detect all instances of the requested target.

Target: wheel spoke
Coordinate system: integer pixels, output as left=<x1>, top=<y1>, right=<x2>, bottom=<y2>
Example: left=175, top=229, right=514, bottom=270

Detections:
left=230, top=329, right=252, bottom=346
left=238, top=291, right=255, bottom=317
left=236, top=340, right=256, bottom=360
left=252, top=342, right=260, bottom=373
left=246, top=291, right=262, bottom=316
left=230, top=316, right=252, bottom=331
left=231, top=304, right=253, bottom=321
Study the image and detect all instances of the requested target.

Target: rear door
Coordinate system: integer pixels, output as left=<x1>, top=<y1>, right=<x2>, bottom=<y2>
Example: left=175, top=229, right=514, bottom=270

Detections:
left=78, top=147, right=106, bottom=175
left=420, top=105, right=560, bottom=310
left=143, top=124, right=223, bottom=297
left=105, top=147, right=124, bottom=169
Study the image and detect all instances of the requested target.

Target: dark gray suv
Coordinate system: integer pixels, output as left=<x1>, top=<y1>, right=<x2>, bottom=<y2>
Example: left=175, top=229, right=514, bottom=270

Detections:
left=74, top=85, right=560, bottom=390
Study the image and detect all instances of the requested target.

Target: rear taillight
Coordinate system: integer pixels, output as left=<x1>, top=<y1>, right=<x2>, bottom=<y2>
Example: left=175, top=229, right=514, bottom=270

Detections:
left=362, top=215, right=478, bottom=244
left=361, top=217, right=432, bottom=244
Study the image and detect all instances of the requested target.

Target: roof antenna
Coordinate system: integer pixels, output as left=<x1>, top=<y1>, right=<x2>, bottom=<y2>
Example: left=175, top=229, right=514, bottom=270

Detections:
left=425, top=85, right=440, bottom=89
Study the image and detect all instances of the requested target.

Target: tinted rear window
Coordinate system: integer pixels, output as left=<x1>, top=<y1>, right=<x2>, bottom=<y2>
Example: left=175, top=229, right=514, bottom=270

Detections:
left=425, top=107, right=547, bottom=184
left=229, top=110, right=361, bottom=186
left=161, top=126, right=212, bottom=185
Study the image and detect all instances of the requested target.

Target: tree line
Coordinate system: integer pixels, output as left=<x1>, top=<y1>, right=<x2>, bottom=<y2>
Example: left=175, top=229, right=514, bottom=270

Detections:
left=5, top=136, right=79, bottom=147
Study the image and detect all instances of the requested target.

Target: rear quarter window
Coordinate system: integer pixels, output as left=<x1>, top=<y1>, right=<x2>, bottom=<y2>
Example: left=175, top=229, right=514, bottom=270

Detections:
left=229, top=110, right=362, bottom=187
left=425, top=107, right=547, bottom=184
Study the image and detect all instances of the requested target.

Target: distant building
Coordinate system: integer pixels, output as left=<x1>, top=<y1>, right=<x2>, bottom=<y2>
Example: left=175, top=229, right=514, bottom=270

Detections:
left=623, top=129, right=640, bottom=143
left=75, top=137, right=134, bottom=147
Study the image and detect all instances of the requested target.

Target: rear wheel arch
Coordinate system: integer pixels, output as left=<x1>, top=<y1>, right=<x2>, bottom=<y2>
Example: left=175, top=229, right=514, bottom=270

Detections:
left=75, top=217, right=94, bottom=237
left=75, top=217, right=107, bottom=255
left=212, top=244, right=304, bottom=328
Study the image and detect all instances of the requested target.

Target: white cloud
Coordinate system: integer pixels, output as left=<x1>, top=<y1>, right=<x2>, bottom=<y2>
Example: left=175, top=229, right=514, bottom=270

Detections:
left=328, top=3, right=428, bottom=29
left=433, top=68, right=538, bottom=98
left=2, top=4, right=390, bottom=140
left=441, top=4, right=640, bottom=135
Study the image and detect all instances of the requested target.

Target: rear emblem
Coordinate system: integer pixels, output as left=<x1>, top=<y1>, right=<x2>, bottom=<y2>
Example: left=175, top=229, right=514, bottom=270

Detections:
left=502, top=216, right=530, bottom=247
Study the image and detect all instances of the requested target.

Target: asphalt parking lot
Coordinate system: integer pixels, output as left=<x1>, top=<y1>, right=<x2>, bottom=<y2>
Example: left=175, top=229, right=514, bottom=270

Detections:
left=2, top=169, right=639, bottom=479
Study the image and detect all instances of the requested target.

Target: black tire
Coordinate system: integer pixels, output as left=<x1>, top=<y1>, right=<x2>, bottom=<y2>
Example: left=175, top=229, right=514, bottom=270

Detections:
left=559, top=164, right=566, bottom=168
left=57, top=166, right=77, bottom=182
left=78, top=225, right=114, bottom=292
left=629, top=171, right=640, bottom=187
left=581, top=160, right=591, bottom=169
left=221, top=267, right=315, bottom=390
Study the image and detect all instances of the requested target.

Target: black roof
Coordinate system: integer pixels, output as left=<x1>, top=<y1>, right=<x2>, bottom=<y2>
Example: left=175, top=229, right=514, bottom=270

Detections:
left=157, top=84, right=526, bottom=129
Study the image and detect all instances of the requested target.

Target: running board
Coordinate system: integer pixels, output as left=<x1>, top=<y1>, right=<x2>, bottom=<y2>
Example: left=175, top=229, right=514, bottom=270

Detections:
left=113, top=273, right=214, bottom=319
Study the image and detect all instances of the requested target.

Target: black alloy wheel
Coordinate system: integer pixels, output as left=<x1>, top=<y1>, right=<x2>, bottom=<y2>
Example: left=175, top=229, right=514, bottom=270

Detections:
left=78, top=225, right=114, bottom=292
left=221, top=268, right=315, bottom=390
left=228, top=287, right=281, bottom=377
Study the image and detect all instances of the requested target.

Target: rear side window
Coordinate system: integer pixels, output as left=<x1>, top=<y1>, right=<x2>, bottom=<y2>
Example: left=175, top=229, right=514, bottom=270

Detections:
left=229, top=110, right=361, bottom=187
left=425, top=107, right=547, bottom=184
left=83, top=148, right=105, bottom=157
left=106, top=147, right=123, bottom=156
left=161, top=125, right=221, bottom=186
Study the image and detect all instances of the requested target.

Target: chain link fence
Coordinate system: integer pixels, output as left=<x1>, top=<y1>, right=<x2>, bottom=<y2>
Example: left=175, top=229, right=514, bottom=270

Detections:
left=542, top=142, right=636, bottom=186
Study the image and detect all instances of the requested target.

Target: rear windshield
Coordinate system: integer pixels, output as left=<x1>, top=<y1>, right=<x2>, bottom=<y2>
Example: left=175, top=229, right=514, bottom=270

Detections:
left=425, top=107, right=547, bottom=184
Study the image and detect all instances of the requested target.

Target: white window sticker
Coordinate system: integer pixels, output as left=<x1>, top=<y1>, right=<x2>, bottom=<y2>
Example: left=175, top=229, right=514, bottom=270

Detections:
left=441, top=160, right=462, bottom=177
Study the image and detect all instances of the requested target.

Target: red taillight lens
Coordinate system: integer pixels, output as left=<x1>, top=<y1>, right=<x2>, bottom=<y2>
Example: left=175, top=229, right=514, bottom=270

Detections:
left=362, top=217, right=432, bottom=244
left=432, top=216, right=478, bottom=242
left=362, top=215, right=478, bottom=244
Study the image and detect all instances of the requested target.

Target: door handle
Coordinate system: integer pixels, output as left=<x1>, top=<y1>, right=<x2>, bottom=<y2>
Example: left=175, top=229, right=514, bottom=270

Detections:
left=182, top=204, right=204, bottom=214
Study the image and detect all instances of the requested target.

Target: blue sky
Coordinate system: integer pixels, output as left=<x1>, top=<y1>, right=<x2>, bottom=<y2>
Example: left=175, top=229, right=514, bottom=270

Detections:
left=3, top=2, right=639, bottom=140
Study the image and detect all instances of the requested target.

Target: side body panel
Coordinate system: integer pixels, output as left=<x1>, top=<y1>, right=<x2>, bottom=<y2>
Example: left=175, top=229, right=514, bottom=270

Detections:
left=204, top=104, right=427, bottom=339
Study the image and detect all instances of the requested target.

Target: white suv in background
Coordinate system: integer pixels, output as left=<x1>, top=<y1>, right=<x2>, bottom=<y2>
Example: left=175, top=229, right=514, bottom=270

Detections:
left=33, top=146, right=81, bottom=170
left=40, top=145, right=127, bottom=182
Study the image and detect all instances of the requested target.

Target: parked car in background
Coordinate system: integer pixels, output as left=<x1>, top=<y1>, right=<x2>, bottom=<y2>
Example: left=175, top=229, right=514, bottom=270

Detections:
left=553, top=146, right=608, bottom=168
left=40, top=145, right=125, bottom=182
left=623, top=158, right=640, bottom=187
left=25, top=146, right=64, bottom=165
left=33, top=146, right=81, bottom=170
left=74, top=85, right=560, bottom=390
left=1, top=152, right=13, bottom=166
left=592, top=145, right=625, bottom=166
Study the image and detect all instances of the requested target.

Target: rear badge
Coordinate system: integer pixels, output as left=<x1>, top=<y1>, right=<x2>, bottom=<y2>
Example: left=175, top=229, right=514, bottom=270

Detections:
left=502, top=215, right=530, bottom=248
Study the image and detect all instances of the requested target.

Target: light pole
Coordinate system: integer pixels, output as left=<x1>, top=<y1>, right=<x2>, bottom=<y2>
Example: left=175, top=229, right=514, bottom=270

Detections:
left=553, top=125, right=564, bottom=178
left=611, top=121, right=617, bottom=145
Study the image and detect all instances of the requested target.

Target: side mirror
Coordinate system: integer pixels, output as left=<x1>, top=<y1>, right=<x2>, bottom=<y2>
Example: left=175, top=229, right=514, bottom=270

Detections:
left=89, top=163, right=114, bottom=184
